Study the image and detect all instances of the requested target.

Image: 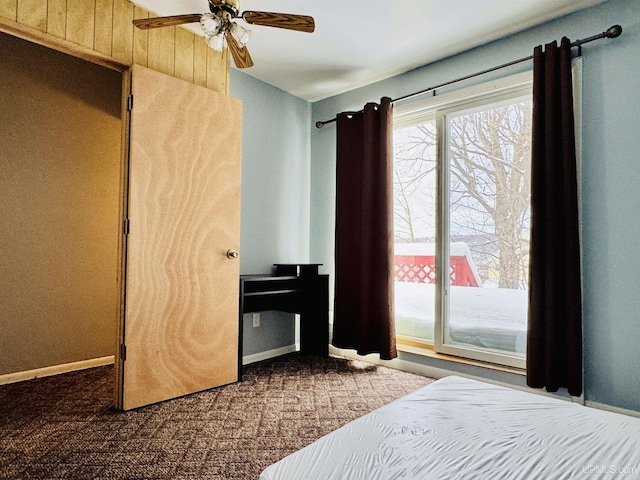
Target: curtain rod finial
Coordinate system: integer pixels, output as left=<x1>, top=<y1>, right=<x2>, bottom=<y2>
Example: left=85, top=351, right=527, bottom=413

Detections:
left=606, top=25, right=622, bottom=39
left=316, top=121, right=325, bottom=128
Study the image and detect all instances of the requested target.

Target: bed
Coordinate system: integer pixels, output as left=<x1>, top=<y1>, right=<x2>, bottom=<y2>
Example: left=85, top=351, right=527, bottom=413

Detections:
left=260, top=376, right=640, bottom=479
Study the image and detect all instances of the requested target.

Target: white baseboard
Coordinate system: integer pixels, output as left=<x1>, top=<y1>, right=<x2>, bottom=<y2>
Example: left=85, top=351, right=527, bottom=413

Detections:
left=331, top=346, right=578, bottom=400
left=331, top=347, right=640, bottom=418
left=0, top=356, right=115, bottom=386
left=330, top=346, right=452, bottom=379
left=242, top=344, right=299, bottom=365
left=585, top=400, right=640, bottom=418
left=4, top=349, right=638, bottom=418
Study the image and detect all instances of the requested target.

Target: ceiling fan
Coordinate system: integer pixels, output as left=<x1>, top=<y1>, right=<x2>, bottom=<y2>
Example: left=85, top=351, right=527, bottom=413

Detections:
left=132, top=0, right=315, bottom=69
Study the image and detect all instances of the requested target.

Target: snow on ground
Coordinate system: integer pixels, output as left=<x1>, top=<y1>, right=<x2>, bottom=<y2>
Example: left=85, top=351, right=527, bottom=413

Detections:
left=395, top=282, right=527, bottom=354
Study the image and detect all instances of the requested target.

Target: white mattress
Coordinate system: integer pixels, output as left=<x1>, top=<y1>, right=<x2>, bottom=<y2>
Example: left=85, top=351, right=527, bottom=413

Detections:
left=260, top=376, right=640, bottom=479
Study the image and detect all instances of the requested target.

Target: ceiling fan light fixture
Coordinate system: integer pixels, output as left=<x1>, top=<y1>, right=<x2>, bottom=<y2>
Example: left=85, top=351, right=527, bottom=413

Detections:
left=229, top=22, right=251, bottom=46
left=205, top=32, right=226, bottom=52
left=200, top=12, right=222, bottom=36
left=133, top=2, right=314, bottom=69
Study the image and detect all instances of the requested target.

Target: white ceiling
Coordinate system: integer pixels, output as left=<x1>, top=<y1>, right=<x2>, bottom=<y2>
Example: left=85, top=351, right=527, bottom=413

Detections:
left=131, top=0, right=607, bottom=102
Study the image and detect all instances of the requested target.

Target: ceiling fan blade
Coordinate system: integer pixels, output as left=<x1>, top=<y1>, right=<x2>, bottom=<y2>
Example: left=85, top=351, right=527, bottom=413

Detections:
left=225, top=31, right=254, bottom=69
left=241, top=11, right=315, bottom=33
left=133, top=14, right=202, bottom=30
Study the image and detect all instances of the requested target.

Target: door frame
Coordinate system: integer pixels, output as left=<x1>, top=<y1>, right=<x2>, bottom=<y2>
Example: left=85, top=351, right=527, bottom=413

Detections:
left=114, top=68, right=133, bottom=408
left=0, top=19, right=127, bottom=74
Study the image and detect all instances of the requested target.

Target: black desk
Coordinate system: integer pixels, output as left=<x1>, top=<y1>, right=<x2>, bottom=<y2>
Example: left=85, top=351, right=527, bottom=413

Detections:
left=239, top=264, right=329, bottom=376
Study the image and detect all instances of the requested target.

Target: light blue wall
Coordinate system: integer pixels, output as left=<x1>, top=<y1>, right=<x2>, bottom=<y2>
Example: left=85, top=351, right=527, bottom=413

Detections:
left=230, top=70, right=311, bottom=274
left=230, top=0, right=640, bottom=412
left=310, top=0, right=640, bottom=412
left=230, top=70, right=311, bottom=357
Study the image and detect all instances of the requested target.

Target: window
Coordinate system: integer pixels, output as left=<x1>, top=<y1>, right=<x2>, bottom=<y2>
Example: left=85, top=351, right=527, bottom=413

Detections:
left=393, top=73, right=533, bottom=369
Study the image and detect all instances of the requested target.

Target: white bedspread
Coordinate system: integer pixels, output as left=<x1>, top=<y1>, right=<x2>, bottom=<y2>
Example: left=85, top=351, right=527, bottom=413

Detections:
left=260, top=376, right=640, bottom=479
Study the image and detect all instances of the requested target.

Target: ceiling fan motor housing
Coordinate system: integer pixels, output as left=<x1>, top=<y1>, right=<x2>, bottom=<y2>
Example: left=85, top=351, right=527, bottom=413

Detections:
left=209, top=0, right=240, bottom=17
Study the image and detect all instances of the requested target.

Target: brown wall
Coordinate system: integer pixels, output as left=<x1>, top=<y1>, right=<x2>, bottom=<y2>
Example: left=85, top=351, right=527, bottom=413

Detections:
left=0, top=32, right=123, bottom=374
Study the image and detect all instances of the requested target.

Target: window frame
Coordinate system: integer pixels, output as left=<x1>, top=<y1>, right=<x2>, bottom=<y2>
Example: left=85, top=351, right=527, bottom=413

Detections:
left=436, top=87, right=533, bottom=369
left=394, top=71, right=534, bottom=369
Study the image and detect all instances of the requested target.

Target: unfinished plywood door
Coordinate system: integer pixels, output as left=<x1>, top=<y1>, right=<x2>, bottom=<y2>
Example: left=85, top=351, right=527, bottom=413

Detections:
left=115, top=65, right=242, bottom=411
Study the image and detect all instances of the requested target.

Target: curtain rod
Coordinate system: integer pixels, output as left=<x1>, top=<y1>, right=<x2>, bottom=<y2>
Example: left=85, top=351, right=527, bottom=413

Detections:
left=315, top=24, right=622, bottom=129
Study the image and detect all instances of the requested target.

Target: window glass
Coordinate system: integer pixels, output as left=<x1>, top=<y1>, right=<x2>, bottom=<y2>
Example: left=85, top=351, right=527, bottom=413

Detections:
left=443, top=97, right=531, bottom=364
left=393, top=119, right=437, bottom=343
left=393, top=75, right=533, bottom=368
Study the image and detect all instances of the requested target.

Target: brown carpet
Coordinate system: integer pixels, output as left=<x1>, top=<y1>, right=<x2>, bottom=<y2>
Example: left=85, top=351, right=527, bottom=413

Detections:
left=0, top=353, right=434, bottom=479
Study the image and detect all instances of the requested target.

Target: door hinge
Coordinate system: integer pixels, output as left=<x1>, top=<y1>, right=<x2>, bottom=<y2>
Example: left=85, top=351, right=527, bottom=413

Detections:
left=123, top=218, right=130, bottom=235
left=127, top=95, right=133, bottom=111
left=120, top=344, right=127, bottom=361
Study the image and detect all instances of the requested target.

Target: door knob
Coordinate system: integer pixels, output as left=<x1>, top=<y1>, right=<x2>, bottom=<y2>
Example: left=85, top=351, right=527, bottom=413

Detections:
left=226, top=249, right=239, bottom=259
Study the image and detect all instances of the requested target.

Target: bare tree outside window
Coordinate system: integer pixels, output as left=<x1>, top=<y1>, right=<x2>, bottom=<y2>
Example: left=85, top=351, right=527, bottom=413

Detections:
left=448, top=101, right=532, bottom=289
left=394, top=100, right=532, bottom=290
left=393, top=121, right=437, bottom=243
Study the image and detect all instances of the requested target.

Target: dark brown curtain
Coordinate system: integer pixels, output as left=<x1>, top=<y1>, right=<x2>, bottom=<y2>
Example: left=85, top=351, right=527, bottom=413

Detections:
left=332, top=98, right=397, bottom=360
left=527, top=38, right=583, bottom=396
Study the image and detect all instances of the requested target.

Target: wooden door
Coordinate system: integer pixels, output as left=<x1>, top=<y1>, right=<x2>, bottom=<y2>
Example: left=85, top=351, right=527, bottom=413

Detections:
left=115, top=65, right=242, bottom=411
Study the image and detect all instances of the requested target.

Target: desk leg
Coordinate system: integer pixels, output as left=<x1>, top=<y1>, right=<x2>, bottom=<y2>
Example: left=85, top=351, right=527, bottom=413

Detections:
left=299, top=276, right=329, bottom=357
left=238, top=280, right=245, bottom=381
